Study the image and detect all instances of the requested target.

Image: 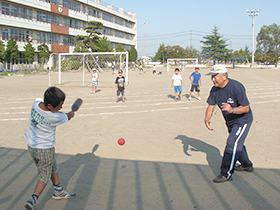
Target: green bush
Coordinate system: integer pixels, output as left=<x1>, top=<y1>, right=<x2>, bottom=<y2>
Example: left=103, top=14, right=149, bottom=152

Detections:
left=61, top=60, right=82, bottom=71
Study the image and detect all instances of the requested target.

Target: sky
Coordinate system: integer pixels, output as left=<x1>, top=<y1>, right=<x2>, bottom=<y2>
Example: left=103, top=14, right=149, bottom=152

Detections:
left=112, top=0, right=280, bottom=58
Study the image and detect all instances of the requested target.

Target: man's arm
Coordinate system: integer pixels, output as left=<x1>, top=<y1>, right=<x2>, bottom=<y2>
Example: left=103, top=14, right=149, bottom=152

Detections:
left=199, top=77, right=201, bottom=87
left=221, top=103, right=250, bottom=114
left=171, top=79, right=174, bottom=88
left=204, top=105, right=215, bottom=130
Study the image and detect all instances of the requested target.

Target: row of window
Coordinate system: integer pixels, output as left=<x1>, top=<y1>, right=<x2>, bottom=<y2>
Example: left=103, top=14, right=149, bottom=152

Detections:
left=1, top=1, right=134, bottom=30
left=38, top=0, right=134, bottom=28
left=1, top=28, right=77, bottom=45
left=103, top=28, right=133, bottom=40
left=1, top=2, right=32, bottom=20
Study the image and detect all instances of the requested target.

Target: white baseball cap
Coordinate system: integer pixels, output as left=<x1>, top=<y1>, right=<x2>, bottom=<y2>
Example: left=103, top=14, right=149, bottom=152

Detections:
left=92, top=68, right=97, bottom=71
left=206, top=65, right=227, bottom=75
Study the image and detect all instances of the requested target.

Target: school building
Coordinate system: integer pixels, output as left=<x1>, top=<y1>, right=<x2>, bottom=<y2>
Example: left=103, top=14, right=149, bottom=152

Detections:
left=0, top=0, right=137, bottom=64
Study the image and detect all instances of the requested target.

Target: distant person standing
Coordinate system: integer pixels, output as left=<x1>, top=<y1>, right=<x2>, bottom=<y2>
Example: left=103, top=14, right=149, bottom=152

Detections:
left=171, top=68, right=182, bottom=101
left=112, top=65, right=115, bottom=74
left=152, top=64, right=156, bottom=75
left=188, top=67, right=201, bottom=100
left=91, top=68, right=99, bottom=94
left=115, top=70, right=126, bottom=102
left=204, top=65, right=254, bottom=183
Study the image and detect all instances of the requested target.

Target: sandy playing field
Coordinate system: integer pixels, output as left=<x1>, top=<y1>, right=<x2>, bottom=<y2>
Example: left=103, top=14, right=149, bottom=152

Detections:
left=0, top=67, right=279, bottom=210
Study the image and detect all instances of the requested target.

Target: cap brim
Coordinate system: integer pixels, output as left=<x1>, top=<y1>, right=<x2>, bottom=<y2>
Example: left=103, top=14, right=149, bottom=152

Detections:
left=206, top=72, right=218, bottom=76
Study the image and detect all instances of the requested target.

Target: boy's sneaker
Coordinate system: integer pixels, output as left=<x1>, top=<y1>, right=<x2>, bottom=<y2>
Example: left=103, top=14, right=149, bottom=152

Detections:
left=188, top=96, right=191, bottom=101
left=122, top=100, right=125, bottom=102
left=213, top=174, right=232, bottom=183
left=52, top=189, right=76, bottom=200
left=24, top=198, right=36, bottom=210
left=175, top=98, right=178, bottom=101
left=116, top=100, right=119, bottom=103
left=235, top=164, right=254, bottom=172
left=198, top=97, right=201, bottom=100
left=178, top=96, right=181, bottom=101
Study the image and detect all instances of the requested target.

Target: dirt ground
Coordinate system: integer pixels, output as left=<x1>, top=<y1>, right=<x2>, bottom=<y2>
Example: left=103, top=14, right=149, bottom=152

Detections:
left=0, top=67, right=280, bottom=210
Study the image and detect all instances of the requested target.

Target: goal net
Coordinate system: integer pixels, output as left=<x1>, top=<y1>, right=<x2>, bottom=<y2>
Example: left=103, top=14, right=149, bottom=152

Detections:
left=48, top=52, right=128, bottom=86
left=167, top=58, right=198, bottom=72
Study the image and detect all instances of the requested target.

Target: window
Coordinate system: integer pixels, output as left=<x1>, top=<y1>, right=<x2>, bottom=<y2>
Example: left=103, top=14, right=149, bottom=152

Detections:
left=63, top=35, right=77, bottom=45
left=11, top=5, right=19, bottom=17
left=88, top=8, right=100, bottom=18
left=63, top=0, right=80, bottom=12
left=2, top=2, right=10, bottom=15
left=102, top=13, right=113, bottom=22
left=115, top=17, right=124, bottom=26
left=2, top=28, right=9, bottom=40
left=125, top=21, right=133, bottom=28
left=38, top=32, right=59, bottom=44
left=115, top=31, right=124, bottom=38
left=63, top=18, right=70, bottom=27
left=125, top=33, right=133, bottom=40
left=103, top=28, right=114, bottom=36
left=37, top=11, right=59, bottom=25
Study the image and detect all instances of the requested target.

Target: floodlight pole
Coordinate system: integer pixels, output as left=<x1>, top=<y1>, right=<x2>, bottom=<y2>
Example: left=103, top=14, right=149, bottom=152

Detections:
left=246, top=9, right=261, bottom=68
left=144, top=20, right=148, bottom=57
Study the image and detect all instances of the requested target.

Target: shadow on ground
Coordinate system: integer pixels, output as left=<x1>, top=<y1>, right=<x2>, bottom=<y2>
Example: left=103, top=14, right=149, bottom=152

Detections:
left=0, top=143, right=279, bottom=210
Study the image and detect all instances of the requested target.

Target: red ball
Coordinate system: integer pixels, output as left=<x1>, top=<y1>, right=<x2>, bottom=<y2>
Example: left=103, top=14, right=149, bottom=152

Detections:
left=118, top=138, right=125, bottom=145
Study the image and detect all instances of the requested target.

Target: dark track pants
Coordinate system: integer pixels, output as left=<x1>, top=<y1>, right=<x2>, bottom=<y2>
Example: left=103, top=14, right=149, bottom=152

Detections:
left=220, top=122, right=252, bottom=178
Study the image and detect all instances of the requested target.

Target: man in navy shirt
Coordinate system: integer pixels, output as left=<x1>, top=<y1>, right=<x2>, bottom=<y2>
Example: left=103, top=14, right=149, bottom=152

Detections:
left=204, top=65, right=253, bottom=183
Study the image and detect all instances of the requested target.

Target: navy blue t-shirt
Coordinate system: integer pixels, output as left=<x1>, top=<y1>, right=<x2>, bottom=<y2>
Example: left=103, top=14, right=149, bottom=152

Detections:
left=207, top=79, right=253, bottom=127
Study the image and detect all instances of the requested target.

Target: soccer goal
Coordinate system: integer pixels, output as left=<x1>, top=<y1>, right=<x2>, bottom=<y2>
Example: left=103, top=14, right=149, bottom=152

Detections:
left=167, top=58, right=198, bottom=72
left=48, top=52, right=129, bottom=86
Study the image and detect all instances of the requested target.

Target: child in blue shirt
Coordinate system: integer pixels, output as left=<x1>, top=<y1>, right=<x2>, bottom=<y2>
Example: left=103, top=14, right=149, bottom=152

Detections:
left=188, top=67, right=201, bottom=100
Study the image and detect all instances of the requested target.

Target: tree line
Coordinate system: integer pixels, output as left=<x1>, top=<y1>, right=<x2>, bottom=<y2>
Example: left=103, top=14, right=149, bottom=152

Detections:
left=154, top=24, right=280, bottom=66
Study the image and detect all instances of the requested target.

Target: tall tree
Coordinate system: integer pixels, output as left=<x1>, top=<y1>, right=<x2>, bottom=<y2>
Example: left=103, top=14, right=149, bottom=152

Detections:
left=0, top=41, right=5, bottom=63
left=76, top=21, right=104, bottom=52
left=256, top=23, right=280, bottom=66
left=128, top=46, right=137, bottom=62
left=200, top=26, right=230, bottom=63
left=5, top=37, right=18, bottom=64
left=154, top=43, right=166, bottom=62
left=23, top=40, right=35, bottom=64
left=37, top=43, right=52, bottom=64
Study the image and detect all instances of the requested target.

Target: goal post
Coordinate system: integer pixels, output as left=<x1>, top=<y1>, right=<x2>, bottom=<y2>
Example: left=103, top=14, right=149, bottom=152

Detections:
left=167, top=58, right=198, bottom=72
left=48, top=52, right=129, bottom=86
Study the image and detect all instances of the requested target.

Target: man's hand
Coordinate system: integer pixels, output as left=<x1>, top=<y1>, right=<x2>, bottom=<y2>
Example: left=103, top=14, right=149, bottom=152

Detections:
left=204, top=119, right=214, bottom=130
left=221, top=103, right=232, bottom=113
left=67, top=111, right=75, bottom=120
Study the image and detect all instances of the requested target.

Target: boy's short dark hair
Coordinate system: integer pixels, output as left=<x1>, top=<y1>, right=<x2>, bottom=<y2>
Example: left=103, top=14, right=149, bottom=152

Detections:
left=175, top=68, right=180, bottom=72
left=44, top=87, right=65, bottom=108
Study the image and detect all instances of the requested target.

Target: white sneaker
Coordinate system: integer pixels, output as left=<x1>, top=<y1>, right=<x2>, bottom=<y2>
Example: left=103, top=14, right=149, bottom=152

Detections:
left=52, top=189, right=76, bottom=200
left=198, top=97, right=201, bottom=100
left=188, top=96, right=191, bottom=101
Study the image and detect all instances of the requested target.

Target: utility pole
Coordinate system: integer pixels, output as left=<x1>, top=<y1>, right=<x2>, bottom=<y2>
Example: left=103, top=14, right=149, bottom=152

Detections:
left=246, top=9, right=261, bottom=68
left=190, top=30, right=192, bottom=48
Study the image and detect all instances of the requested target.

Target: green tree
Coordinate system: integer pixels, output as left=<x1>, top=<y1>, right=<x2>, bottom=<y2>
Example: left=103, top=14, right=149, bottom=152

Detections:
left=164, top=45, right=187, bottom=59
left=154, top=43, right=166, bottom=62
left=116, top=43, right=125, bottom=52
left=185, top=46, right=200, bottom=58
left=5, top=37, right=19, bottom=64
left=128, top=46, right=137, bottom=62
left=256, top=23, right=280, bottom=66
left=200, top=26, right=230, bottom=63
left=76, top=21, right=104, bottom=52
left=37, top=43, right=52, bottom=64
left=0, top=41, right=5, bottom=63
left=90, top=36, right=112, bottom=52
left=23, top=40, right=35, bottom=64
left=73, top=41, right=89, bottom=52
